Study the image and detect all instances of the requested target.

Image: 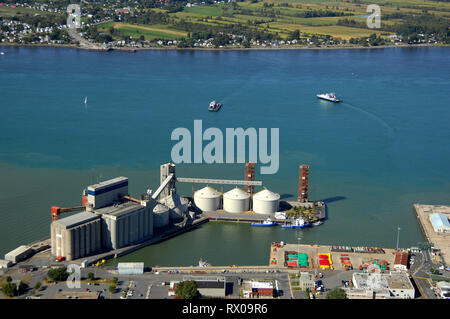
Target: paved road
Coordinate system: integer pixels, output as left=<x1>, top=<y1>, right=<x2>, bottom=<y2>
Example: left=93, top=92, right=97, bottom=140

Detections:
left=67, top=28, right=103, bottom=49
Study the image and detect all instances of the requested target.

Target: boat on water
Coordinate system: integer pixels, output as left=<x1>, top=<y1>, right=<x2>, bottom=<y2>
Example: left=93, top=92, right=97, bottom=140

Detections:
left=208, top=100, right=222, bottom=112
left=0, top=52, right=5, bottom=55
left=199, top=258, right=210, bottom=267
left=251, top=218, right=277, bottom=227
left=280, top=217, right=311, bottom=229
left=312, top=220, right=323, bottom=227
left=317, top=92, right=342, bottom=103
left=84, top=96, right=88, bottom=104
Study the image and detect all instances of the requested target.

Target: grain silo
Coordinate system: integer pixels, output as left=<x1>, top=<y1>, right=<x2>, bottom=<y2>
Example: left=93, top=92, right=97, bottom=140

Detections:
left=153, top=203, right=170, bottom=228
left=194, top=186, right=221, bottom=212
left=223, top=187, right=250, bottom=213
left=160, top=193, right=189, bottom=220
left=252, top=188, right=280, bottom=215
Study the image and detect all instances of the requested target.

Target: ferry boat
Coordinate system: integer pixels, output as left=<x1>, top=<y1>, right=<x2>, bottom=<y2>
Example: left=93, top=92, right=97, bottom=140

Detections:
left=280, top=217, right=311, bottom=229
left=198, top=258, right=210, bottom=267
left=208, top=100, right=222, bottom=112
left=317, top=92, right=342, bottom=103
left=251, top=218, right=277, bottom=227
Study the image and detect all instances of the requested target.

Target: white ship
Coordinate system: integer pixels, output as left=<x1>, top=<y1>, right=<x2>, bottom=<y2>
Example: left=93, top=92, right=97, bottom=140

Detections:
left=208, top=100, right=222, bottom=112
left=199, top=257, right=210, bottom=267
left=317, top=92, right=342, bottom=103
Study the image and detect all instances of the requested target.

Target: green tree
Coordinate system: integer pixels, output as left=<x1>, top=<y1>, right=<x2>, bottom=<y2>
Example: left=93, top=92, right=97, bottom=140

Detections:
left=34, top=281, right=42, bottom=291
left=289, top=29, right=300, bottom=40
left=47, top=267, right=69, bottom=282
left=112, top=277, right=118, bottom=284
left=18, top=281, right=28, bottom=295
left=109, top=284, right=116, bottom=295
left=1, top=282, right=16, bottom=297
left=326, top=288, right=348, bottom=299
left=87, top=272, right=95, bottom=281
left=6, top=276, right=12, bottom=283
left=175, top=281, right=199, bottom=299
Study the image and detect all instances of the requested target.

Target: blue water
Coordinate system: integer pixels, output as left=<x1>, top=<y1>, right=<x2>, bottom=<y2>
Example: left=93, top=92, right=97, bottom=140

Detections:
left=0, top=46, right=449, bottom=265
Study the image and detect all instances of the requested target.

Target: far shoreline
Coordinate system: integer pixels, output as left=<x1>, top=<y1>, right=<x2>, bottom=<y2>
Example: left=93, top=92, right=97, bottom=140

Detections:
left=0, top=42, right=446, bottom=53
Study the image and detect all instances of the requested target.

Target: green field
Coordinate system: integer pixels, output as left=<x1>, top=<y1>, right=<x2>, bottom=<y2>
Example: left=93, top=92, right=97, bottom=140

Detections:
left=158, top=0, right=449, bottom=40
left=98, top=22, right=187, bottom=41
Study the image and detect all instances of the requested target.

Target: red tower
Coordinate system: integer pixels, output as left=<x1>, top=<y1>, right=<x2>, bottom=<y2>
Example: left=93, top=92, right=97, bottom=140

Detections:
left=298, top=165, right=310, bottom=202
left=245, top=163, right=255, bottom=194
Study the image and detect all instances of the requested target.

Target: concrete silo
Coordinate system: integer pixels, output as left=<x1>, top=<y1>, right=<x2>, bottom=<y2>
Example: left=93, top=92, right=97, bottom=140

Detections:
left=193, top=186, right=221, bottom=212
left=252, top=188, right=280, bottom=215
left=223, top=187, right=250, bottom=214
left=153, top=203, right=170, bottom=228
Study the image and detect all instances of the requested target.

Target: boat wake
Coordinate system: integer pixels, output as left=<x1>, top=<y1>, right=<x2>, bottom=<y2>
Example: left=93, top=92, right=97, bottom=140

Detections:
left=341, top=101, right=395, bottom=137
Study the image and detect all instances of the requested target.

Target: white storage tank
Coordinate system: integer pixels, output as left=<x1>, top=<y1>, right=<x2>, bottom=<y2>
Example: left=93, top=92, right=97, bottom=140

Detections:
left=194, top=186, right=221, bottom=212
left=153, top=203, right=170, bottom=228
left=223, top=187, right=250, bottom=213
left=160, top=193, right=189, bottom=220
left=252, top=188, right=280, bottom=215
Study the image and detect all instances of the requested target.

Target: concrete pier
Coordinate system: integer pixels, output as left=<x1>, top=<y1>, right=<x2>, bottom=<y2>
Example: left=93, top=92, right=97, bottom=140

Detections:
left=413, top=203, right=450, bottom=265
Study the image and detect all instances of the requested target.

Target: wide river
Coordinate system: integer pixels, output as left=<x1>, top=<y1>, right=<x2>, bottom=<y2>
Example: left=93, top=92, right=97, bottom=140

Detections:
left=0, top=46, right=449, bottom=266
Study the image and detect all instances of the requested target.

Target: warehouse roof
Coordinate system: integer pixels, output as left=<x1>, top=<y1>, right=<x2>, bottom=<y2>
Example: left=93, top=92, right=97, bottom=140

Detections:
left=394, top=251, right=409, bottom=267
left=95, top=201, right=143, bottom=218
left=87, top=176, right=128, bottom=191
left=5, top=245, right=33, bottom=257
left=196, top=280, right=225, bottom=289
left=118, top=262, right=144, bottom=269
left=430, top=213, right=450, bottom=229
left=54, top=212, right=100, bottom=229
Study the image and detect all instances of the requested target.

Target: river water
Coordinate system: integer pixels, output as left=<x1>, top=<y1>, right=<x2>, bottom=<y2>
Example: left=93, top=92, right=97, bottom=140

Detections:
left=0, top=46, right=449, bottom=266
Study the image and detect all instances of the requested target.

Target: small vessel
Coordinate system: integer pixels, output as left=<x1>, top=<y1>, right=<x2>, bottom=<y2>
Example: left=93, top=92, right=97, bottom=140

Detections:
left=251, top=218, right=277, bottom=227
left=312, top=220, right=323, bottom=227
left=317, top=92, right=342, bottom=103
left=0, top=52, right=5, bottom=55
left=280, top=217, right=311, bottom=229
left=198, top=258, right=210, bottom=267
left=84, top=96, right=88, bottom=104
left=208, top=100, right=222, bottom=112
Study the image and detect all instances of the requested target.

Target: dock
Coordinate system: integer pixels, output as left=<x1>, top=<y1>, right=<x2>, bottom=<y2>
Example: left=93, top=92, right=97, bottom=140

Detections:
left=202, top=200, right=326, bottom=224
left=413, top=203, right=450, bottom=265
left=73, top=217, right=209, bottom=265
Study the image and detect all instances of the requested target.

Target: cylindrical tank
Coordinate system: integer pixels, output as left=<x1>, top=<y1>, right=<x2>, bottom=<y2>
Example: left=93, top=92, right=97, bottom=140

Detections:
left=223, top=187, right=250, bottom=213
left=194, top=186, right=221, bottom=212
left=160, top=193, right=189, bottom=220
left=252, top=188, right=280, bottom=215
left=153, top=203, right=170, bottom=228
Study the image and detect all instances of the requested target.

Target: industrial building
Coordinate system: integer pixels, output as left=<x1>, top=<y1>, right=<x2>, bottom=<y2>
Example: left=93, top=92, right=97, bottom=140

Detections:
left=252, top=189, right=280, bottom=215
left=95, top=200, right=154, bottom=250
left=223, top=187, right=250, bottom=213
left=4, top=245, right=34, bottom=263
left=0, top=259, right=12, bottom=269
left=51, top=212, right=101, bottom=261
left=429, top=213, right=450, bottom=233
left=168, top=277, right=226, bottom=298
left=299, top=272, right=315, bottom=291
left=160, top=193, right=188, bottom=220
left=118, top=262, right=144, bottom=275
left=242, top=280, right=275, bottom=299
left=346, top=271, right=415, bottom=299
left=87, top=176, right=129, bottom=209
left=437, top=281, right=450, bottom=299
left=393, top=250, right=409, bottom=271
